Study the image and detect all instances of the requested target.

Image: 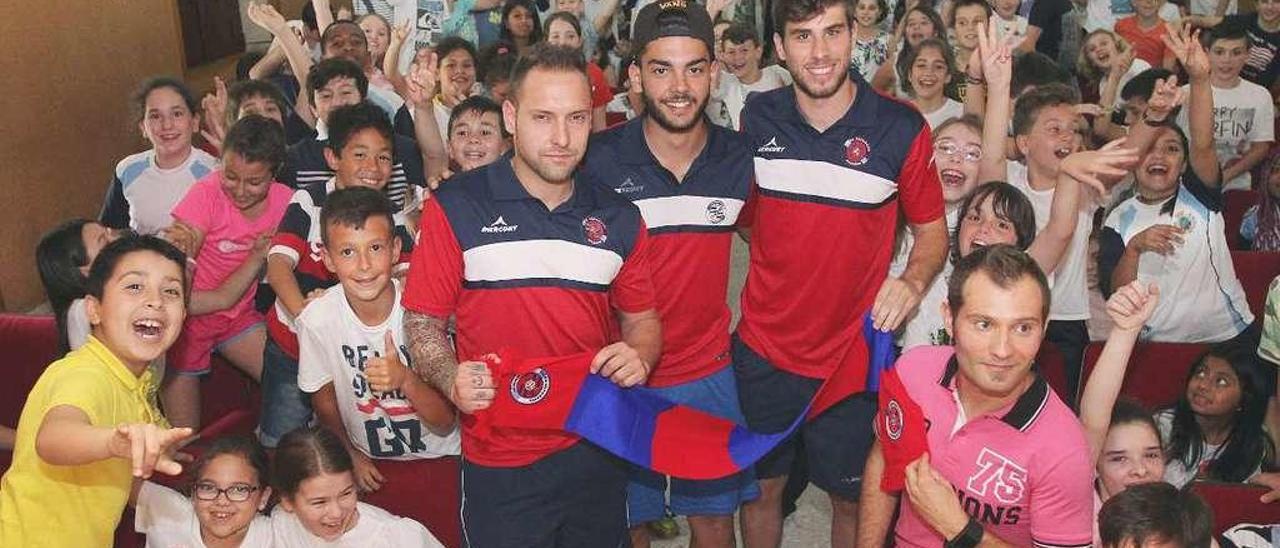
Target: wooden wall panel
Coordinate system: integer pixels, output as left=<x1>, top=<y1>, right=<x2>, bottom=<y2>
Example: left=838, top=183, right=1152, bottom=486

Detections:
left=0, top=0, right=185, bottom=311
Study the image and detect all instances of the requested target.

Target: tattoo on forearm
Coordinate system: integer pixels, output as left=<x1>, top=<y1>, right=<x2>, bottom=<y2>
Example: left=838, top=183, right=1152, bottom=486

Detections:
left=404, top=311, right=459, bottom=394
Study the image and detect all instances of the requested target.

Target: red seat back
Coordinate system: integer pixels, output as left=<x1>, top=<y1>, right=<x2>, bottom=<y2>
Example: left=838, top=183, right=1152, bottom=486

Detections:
left=1190, top=481, right=1280, bottom=534
left=0, top=315, right=61, bottom=472
left=1036, top=344, right=1071, bottom=403
left=201, top=355, right=259, bottom=427
left=1224, top=190, right=1260, bottom=250
left=1229, top=251, right=1280, bottom=318
left=1080, top=341, right=1207, bottom=410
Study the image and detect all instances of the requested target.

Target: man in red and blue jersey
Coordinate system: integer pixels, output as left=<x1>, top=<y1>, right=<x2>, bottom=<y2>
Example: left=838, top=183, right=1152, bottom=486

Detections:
left=582, top=2, right=757, bottom=546
left=732, top=0, right=948, bottom=544
left=401, top=44, right=662, bottom=547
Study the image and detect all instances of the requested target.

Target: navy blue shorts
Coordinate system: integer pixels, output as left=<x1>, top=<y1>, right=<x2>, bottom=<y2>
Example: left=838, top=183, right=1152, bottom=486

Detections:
left=461, top=441, right=630, bottom=548
left=731, top=335, right=877, bottom=501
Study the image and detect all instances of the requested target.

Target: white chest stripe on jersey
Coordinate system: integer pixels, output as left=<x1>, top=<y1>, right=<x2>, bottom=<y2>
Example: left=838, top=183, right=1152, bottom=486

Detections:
left=754, top=157, right=897, bottom=206
left=463, top=239, right=624, bottom=286
left=633, top=196, right=746, bottom=229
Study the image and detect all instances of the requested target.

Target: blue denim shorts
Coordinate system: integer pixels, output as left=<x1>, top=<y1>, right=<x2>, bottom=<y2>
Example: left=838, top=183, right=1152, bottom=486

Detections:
left=626, top=364, right=761, bottom=524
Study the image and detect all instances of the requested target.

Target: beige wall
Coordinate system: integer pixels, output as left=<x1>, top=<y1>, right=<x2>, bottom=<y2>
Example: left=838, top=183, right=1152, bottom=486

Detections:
left=0, top=1, right=186, bottom=311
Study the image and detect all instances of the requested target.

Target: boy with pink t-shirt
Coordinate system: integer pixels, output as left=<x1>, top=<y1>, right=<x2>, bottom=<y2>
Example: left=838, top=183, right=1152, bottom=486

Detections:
left=858, top=245, right=1093, bottom=548
left=162, top=116, right=294, bottom=428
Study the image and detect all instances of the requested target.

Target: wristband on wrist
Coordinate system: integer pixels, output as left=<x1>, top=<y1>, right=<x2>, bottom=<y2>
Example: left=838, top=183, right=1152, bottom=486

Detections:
left=1142, top=111, right=1172, bottom=127
left=966, top=74, right=986, bottom=86
left=944, top=517, right=983, bottom=548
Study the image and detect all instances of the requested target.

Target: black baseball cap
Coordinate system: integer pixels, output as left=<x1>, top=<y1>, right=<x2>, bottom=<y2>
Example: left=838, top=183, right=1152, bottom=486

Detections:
left=631, top=0, right=717, bottom=57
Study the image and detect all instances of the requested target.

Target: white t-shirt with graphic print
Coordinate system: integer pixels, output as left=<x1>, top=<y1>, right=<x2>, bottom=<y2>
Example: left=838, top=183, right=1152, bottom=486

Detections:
left=296, top=280, right=460, bottom=460
left=1176, top=79, right=1275, bottom=191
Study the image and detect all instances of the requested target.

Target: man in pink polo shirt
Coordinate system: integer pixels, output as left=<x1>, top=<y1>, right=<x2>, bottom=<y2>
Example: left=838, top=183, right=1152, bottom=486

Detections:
left=857, top=244, right=1094, bottom=548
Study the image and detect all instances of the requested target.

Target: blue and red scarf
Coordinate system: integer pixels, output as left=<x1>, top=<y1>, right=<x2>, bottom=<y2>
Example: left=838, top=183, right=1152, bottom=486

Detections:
left=477, top=313, right=897, bottom=479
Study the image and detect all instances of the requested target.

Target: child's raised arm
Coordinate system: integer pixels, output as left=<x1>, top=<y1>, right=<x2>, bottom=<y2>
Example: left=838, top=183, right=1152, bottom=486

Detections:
left=1080, top=281, right=1158, bottom=464
left=975, top=22, right=1012, bottom=184
left=1029, top=142, right=1138, bottom=275
left=35, top=406, right=192, bottom=478
left=248, top=1, right=318, bottom=127
left=385, top=20, right=414, bottom=101
left=1164, top=26, right=1220, bottom=185
left=404, top=54, right=451, bottom=182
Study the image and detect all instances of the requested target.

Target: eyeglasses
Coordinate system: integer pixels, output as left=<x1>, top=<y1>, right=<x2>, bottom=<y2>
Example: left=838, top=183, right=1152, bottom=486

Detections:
left=934, top=141, right=983, bottom=163
left=193, top=482, right=259, bottom=502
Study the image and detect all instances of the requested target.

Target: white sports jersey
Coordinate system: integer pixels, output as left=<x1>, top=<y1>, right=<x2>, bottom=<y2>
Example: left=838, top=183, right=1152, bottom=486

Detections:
left=296, top=280, right=460, bottom=460
left=1100, top=174, right=1254, bottom=342
left=102, top=147, right=220, bottom=235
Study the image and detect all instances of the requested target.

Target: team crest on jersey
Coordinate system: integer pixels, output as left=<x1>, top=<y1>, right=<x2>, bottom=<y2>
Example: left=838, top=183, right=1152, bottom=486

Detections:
left=510, top=367, right=551, bottom=404
left=1174, top=210, right=1196, bottom=232
left=884, top=400, right=904, bottom=441
left=844, top=137, right=871, bottom=166
left=583, top=216, right=608, bottom=245
left=706, top=200, right=727, bottom=224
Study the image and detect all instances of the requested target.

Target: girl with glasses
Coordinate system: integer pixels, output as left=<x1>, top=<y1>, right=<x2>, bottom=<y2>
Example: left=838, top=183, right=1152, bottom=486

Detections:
left=134, top=436, right=274, bottom=547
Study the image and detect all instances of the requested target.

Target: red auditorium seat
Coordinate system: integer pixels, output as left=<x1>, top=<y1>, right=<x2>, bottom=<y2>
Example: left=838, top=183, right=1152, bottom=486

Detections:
left=1035, top=344, right=1072, bottom=402
left=1225, top=190, right=1260, bottom=250
left=1190, top=481, right=1280, bottom=534
left=1079, top=341, right=1207, bottom=410
left=0, top=315, right=60, bottom=473
left=1230, top=251, right=1280, bottom=318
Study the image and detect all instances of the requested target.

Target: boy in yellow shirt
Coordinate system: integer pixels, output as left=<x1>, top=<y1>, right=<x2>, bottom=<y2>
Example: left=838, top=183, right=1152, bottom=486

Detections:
left=0, top=235, right=195, bottom=547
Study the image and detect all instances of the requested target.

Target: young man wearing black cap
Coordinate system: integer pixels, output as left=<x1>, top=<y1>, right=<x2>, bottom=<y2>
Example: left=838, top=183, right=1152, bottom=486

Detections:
left=582, top=2, right=757, bottom=546
left=732, top=0, right=948, bottom=544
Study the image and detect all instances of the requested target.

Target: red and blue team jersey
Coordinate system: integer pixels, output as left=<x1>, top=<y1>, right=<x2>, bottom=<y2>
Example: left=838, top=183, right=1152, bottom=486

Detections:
left=266, top=180, right=415, bottom=358
left=401, top=157, right=657, bottom=468
left=736, top=74, right=944, bottom=404
left=891, top=346, right=1094, bottom=548
left=582, top=119, right=754, bottom=387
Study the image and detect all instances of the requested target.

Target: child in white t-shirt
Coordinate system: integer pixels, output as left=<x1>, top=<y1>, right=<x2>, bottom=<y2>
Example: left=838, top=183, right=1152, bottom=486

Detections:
left=990, top=0, right=1030, bottom=49
left=296, top=187, right=460, bottom=546
left=1175, top=26, right=1275, bottom=191
left=270, top=426, right=443, bottom=548
left=135, top=436, right=274, bottom=548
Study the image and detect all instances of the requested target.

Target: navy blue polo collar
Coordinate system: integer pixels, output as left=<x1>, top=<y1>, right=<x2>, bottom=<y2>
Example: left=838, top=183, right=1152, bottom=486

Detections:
left=486, top=153, right=593, bottom=211
left=616, top=116, right=731, bottom=170
left=780, top=69, right=878, bottom=133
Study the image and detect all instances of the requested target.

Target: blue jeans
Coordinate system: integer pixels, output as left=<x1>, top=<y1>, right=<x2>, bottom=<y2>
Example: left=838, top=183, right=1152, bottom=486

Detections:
left=258, top=338, right=313, bottom=448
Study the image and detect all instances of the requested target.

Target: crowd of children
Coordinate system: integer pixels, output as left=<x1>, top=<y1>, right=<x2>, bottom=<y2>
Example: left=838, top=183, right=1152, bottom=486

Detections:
left=6, top=0, right=1280, bottom=545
